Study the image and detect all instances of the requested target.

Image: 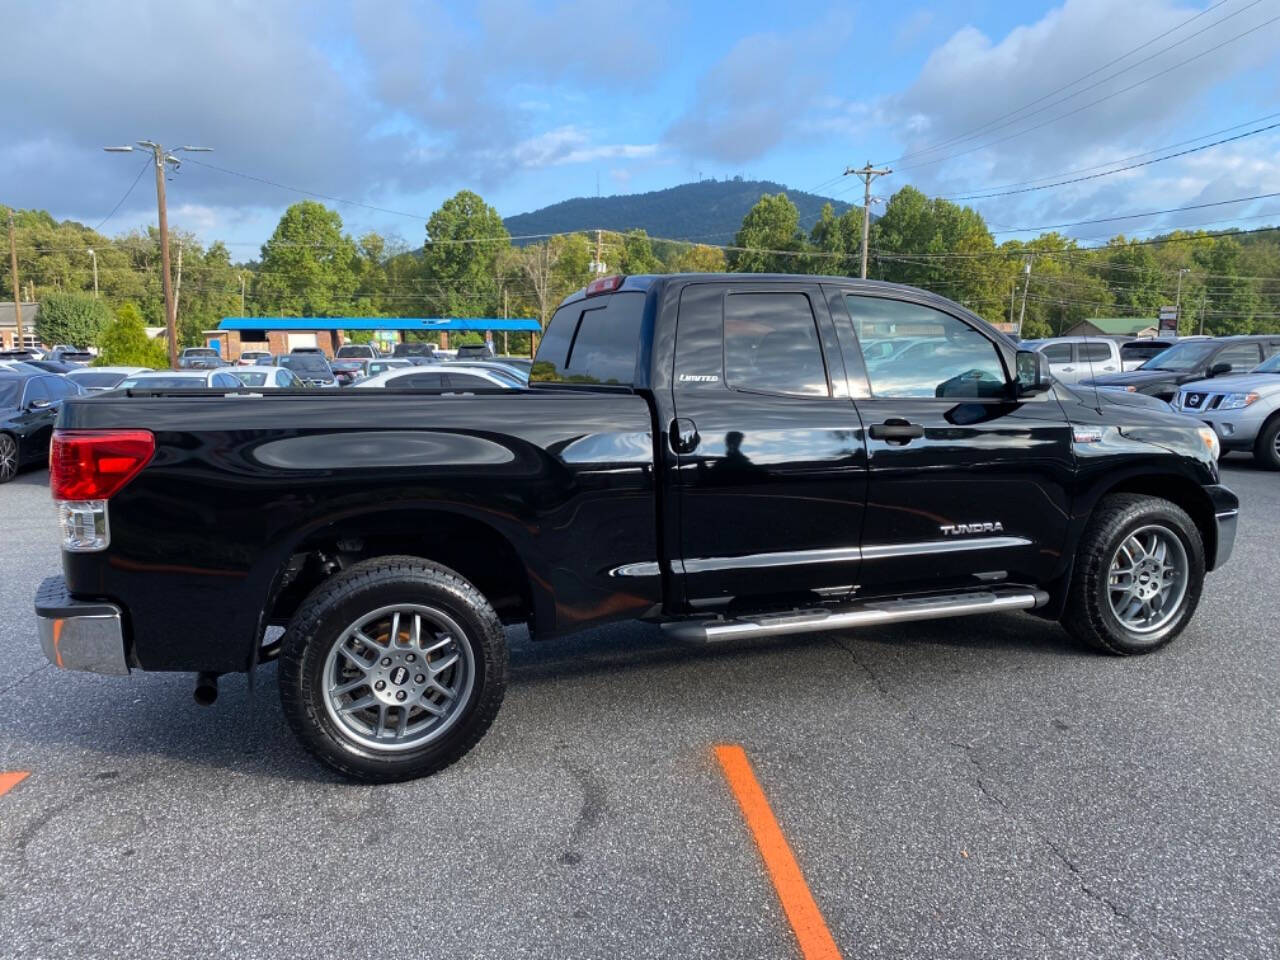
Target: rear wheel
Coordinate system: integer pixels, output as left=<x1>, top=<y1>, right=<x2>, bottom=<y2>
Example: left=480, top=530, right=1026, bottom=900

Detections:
left=1254, top=416, right=1280, bottom=470
left=1062, top=494, right=1204, bottom=655
left=0, top=434, right=18, bottom=484
left=279, top=556, right=507, bottom=782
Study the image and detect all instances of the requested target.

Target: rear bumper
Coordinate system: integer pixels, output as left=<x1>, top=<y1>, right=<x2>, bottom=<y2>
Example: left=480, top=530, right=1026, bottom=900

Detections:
left=35, top=575, right=130, bottom=676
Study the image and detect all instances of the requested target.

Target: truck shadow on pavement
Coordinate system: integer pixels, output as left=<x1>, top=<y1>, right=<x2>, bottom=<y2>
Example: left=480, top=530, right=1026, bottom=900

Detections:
left=6, top=612, right=1081, bottom=784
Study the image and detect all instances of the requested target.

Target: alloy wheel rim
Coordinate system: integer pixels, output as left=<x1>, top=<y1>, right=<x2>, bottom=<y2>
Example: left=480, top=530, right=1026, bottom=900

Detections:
left=321, top=603, right=475, bottom=752
left=1106, top=524, right=1189, bottom=635
left=0, top=437, right=16, bottom=480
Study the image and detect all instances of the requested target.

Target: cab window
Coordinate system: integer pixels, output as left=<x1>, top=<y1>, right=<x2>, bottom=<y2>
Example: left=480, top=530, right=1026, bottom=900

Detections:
left=846, top=296, right=1007, bottom=399
left=723, top=292, right=830, bottom=398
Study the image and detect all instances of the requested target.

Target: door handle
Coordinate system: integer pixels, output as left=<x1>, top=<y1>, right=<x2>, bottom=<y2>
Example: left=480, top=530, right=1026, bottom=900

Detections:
left=869, top=419, right=925, bottom=444
left=668, top=418, right=700, bottom=454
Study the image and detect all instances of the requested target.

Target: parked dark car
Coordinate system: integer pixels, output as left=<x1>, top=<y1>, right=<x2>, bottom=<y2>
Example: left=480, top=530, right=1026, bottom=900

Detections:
left=178, top=347, right=225, bottom=369
left=34, top=273, right=1237, bottom=783
left=329, top=359, right=370, bottom=386
left=454, top=342, right=495, bottom=360
left=48, top=346, right=93, bottom=364
left=1084, top=335, right=1280, bottom=401
left=392, top=341, right=438, bottom=361
left=275, top=353, right=339, bottom=387
left=0, top=370, right=81, bottom=483
left=335, top=344, right=380, bottom=360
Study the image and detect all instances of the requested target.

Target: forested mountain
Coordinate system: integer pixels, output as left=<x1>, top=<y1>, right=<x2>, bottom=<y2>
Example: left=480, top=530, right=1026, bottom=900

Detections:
left=502, top=178, right=855, bottom=245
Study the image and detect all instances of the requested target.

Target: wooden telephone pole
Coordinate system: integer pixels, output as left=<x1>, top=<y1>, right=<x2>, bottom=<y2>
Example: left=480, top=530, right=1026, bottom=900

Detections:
left=844, top=162, right=892, bottom=279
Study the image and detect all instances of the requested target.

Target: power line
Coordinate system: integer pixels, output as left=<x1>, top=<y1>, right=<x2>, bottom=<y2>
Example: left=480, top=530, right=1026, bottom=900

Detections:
left=881, top=0, right=1250, bottom=166
left=938, top=121, right=1280, bottom=202
left=94, top=160, right=151, bottom=231
left=989, top=191, right=1280, bottom=235
left=890, top=11, right=1280, bottom=174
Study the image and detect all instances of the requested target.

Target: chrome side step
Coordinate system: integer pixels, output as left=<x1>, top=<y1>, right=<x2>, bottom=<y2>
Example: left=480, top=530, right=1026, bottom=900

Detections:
left=662, top=588, right=1049, bottom=644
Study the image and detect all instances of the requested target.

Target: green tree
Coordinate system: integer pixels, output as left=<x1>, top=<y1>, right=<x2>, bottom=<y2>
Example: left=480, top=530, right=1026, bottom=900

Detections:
left=255, top=201, right=358, bottom=316
left=669, top=243, right=727, bottom=273
left=732, top=193, right=804, bottom=273
left=1193, top=236, right=1261, bottom=334
left=95, top=302, right=168, bottom=367
left=808, top=203, right=863, bottom=275
left=35, top=291, right=110, bottom=347
left=422, top=190, right=509, bottom=317
left=618, top=229, right=661, bottom=274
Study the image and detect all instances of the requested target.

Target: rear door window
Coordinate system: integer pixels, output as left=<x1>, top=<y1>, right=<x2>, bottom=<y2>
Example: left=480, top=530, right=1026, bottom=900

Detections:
left=1041, top=343, right=1072, bottom=363
left=723, top=292, right=830, bottom=397
left=1078, top=342, right=1113, bottom=362
left=532, top=292, right=644, bottom=385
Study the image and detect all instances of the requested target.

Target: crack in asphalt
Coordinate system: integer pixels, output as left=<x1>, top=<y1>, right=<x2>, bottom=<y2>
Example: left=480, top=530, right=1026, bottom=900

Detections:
left=0, top=662, right=50, bottom=699
left=829, top=635, right=1182, bottom=959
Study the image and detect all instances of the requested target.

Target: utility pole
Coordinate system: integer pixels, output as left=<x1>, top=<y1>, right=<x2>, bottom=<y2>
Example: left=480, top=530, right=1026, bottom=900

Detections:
left=87, top=248, right=99, bottom=298
left=1017, top=258, right=1032, bottom=335
left=595, top=229, right=604, bottom=275
left=1009, top=281, right=1016, bottom=327
left=7, top=210, right=23, bottom=349
left=239, top=272, right=246, bottom=315
left=843, top=162, right=892, bottom=279
left=1174, top=266, right=1189, bottom=321
left=104, top=141, right=211, bottom=367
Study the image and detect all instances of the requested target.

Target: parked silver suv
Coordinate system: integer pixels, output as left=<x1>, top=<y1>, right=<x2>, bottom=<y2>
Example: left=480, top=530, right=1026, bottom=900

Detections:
left=1175, top=352, right=1280, bottom=469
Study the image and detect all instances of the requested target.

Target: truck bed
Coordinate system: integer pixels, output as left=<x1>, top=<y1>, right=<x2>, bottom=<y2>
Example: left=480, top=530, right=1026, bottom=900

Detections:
left=59, top=389, right=661, bottom=672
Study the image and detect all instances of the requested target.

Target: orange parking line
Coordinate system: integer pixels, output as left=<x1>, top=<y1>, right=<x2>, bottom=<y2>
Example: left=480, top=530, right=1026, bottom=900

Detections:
left=714, top=745, right=843, bottom=960
left=0, top=771, right=30, bottom=796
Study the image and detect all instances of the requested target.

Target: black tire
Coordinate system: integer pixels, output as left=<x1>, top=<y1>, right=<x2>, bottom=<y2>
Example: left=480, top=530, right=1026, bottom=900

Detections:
left=1061, top=493, right=1205, bottom=656
left=279, top=555, right=507, bottom=782
left=0, top=433, right=18, bottom=484
left=1254, top=416, right=1280, bottom=470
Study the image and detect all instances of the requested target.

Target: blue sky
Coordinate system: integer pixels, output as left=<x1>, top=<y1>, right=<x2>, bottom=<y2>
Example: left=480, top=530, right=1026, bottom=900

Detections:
left=4, top=0, right=1279, bottom=255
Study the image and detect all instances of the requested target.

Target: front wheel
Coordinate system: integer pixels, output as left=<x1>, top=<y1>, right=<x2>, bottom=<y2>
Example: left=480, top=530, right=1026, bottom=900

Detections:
left=0, top=434, right=18, bottom=484
left=1254, top=417, right=1280, bottom=470
left=279, top=556, right=507, bottom=782
left=1062, top=494, right=1205, bottom=655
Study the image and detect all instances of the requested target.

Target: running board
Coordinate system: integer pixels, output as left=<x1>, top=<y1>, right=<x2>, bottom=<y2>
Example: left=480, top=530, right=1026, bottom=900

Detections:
left=662, top=588, right=1050, bottom=644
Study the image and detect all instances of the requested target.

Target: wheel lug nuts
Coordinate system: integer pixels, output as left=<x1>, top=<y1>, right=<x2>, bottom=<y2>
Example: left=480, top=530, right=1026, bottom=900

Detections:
left=395, top=691, right=407, bottom=702
left=406, top=653, right=416, bottom=662
left=381, top=657, right=392, bottom=666
left=415, top=674, right=425, bottom=684
left=375, top=680, right=386, bottom=691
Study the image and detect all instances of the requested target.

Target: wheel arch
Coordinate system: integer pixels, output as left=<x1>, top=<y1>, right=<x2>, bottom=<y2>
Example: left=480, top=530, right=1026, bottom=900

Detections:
left=1091, top=472, right=1217, bottom=570
left=257, top=506, right=542, bottom=655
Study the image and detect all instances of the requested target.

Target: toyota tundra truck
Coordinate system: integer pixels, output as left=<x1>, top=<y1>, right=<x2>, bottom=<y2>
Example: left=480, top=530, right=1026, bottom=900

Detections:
left=34, top=274, right=1238, bottom=782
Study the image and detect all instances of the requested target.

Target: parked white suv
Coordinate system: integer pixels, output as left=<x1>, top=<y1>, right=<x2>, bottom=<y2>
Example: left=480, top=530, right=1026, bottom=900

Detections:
left=1022, top=337, right=1121, bottom=383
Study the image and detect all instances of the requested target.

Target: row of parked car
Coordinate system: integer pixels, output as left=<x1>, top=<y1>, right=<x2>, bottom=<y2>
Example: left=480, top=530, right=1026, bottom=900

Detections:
left=1019, top=333, right=1280, bottom=468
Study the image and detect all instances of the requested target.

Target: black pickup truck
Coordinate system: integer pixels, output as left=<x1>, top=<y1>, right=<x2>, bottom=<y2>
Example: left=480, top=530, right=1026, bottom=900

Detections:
left=36, top=274, right=1238, bottom=781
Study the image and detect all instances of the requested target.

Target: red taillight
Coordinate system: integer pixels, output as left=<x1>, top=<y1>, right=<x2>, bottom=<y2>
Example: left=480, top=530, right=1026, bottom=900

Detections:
left=50, top=430, right=155, bottom=501
left=585, top=274, right=624, bottom=296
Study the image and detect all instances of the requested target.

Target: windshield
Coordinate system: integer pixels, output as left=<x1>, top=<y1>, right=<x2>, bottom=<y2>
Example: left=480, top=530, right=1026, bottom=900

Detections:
left=120, top=375, right=207, bottom=389
left=279, top=355, right=332, bottom=374
left=185, top=348, right=217, bottom=357
left=0, top=380, right=20, bottom=409
left=68, top=371, right=127, bottom=388
left=235, top=371, right=269, bottom=386
left=336, top=345, right=371, bottom=357
left=1140, top=341, right=1215, bottom=371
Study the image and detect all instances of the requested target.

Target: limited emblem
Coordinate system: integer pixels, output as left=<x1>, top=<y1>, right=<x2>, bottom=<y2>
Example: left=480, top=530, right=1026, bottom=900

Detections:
left=940, top=521, right=1004, bottom=536
left=679, top=374, right=719, bottom=383
left=390, top=666, right=409, bottom=686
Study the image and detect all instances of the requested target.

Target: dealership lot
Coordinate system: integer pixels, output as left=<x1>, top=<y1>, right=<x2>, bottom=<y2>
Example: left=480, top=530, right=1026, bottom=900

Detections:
left=0, top=461, right=1277, bottom=959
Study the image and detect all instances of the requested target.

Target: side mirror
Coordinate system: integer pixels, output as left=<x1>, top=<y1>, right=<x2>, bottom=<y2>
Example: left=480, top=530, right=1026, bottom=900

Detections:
left=1015, top=350, right=1052, bottom=396
left=28, top=398, right=51, bottom=410
left=1208, top=362, right=1232, bottom=377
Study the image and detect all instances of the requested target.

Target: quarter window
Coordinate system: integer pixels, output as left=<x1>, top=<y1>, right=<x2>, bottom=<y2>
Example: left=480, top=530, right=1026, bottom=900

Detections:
left=724, top=292, right=829, bottom=397
left=846, top=296, right=1007, bottom=399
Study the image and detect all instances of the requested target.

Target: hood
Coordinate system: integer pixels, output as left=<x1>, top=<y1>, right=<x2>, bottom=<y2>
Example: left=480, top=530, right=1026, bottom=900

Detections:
left=1084, top=368, right=1180, bottom=387
left=1177, top=372, right=1280, bottom=395
left=1056, top=382, right=1193, bottom=425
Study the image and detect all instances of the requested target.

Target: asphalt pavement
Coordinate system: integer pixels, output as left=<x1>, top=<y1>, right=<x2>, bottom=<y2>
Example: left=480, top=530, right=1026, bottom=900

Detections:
left=0, top=458, right=1277, bottom=959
